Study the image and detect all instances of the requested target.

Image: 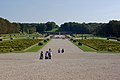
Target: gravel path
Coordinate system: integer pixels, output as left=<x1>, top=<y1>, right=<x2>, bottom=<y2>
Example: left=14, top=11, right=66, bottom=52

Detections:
left=0, top=36, right=120, bottom=80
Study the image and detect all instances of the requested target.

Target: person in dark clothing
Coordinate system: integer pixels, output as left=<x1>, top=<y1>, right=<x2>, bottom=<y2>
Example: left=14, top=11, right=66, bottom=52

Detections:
left=61, top=49, right=64, bottom=53
left=48, top=48, right=52, bottom=59
left=48, top=52, right=51, bottom=59
left=45, top=51, right=49, bottom=59
left=58, top=48, right=60, bottom=53
left=40, top=51, right=43, bottom=60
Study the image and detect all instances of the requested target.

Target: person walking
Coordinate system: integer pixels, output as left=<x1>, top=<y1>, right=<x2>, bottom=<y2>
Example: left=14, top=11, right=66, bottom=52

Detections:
left=40, top=51, right=43, bottom=60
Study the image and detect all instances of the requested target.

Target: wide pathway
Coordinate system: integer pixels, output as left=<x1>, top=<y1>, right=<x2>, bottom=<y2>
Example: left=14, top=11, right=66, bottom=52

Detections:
left=0, top=36, right=120, bottom=80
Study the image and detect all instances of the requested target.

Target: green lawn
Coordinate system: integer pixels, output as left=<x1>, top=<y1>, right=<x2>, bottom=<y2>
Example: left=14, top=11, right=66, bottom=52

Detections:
left=77, top=39, right=120, bottom=52
left=25, top=41, right=49, bottom=52
left=25, top=45, right=43, bottom=52
left=73, top=41, right=96, bottom=52
left=0, top=39, right=42, bottom=53
left=78, top=44, right=96, bottom=52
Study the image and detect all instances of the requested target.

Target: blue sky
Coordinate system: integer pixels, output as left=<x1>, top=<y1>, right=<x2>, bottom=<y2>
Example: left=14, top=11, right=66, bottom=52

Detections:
left=0, top=0, right=120, bottom=25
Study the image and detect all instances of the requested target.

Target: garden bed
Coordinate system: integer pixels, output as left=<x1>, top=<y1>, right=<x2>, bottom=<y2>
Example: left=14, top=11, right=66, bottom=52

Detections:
left=77, top=39, right=120, bottom=52
left=0, top=39, right=43, bottom=53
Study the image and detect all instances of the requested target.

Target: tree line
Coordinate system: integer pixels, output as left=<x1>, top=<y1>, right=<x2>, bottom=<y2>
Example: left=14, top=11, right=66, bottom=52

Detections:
left=0, top=18, right=20, bottom=34
left=0, top=17, right=120, bottom=37
left=59, top=21, right=120, bottom=37
left=0, top=17, right=58, bottom=34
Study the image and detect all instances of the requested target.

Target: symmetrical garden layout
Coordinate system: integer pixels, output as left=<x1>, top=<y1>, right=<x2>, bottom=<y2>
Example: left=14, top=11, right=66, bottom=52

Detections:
left=0, top=35, right=120, bottom=80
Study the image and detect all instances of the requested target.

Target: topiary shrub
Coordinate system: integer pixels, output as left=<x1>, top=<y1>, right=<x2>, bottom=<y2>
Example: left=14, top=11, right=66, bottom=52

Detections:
left=0, top=39, right=2, bottom=41
left=47, top=38, right=50, bottom=41
left=10, top=38, right=13, bottom=40
left=70, top=38, right=73, bottom=41
left=44, top=40, right=47, bottom=43
left=38, top=42, right=43, bottom=46
left=78, top=42, right=82, bottom=46
left=73, top=40, right=76, bottom=42
left=72, top=35, right=75, bottom=37
left=33, top=37, right=35, bottom=39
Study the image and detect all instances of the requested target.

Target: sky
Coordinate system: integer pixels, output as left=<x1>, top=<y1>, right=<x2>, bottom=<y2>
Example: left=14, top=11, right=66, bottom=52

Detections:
left=0, top=0, right=120, bottom=25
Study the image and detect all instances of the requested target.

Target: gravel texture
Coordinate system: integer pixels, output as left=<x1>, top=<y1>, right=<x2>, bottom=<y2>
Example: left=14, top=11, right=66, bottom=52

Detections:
left=0, top=35, right=120, bottom=80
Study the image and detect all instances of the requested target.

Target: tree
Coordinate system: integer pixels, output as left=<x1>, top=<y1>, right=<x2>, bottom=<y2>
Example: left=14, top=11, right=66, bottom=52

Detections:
left=60, top=22, right=89, bottom=34
left=45, top=22, right=57, bottom=31
left=36, top=23, right=47, bottom=33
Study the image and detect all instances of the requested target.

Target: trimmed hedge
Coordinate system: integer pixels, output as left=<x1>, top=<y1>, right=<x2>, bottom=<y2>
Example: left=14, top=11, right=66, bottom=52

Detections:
left=38, top=42, right=43, bottom=46
left=73, top=40, right=76, bottom=42
left=44, top=40, right=47, bottom=43
left=70, top=38, right=73, bottom=41
left=78, top=42, right=82, bottom=46
left=0, top=39, right=2, bottom=41
left=47, top=38, right=50, bottom=41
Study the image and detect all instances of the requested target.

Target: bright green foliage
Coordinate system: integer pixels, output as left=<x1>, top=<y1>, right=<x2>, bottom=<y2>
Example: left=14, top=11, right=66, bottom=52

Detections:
left=0, top=39, right=42, bottom=52
left=78, top=39, right=120, bottom=52
left=25, top=41, right=48, bottom=52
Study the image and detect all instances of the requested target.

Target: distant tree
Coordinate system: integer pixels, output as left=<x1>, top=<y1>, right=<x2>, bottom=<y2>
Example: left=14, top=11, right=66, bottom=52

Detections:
left=96, top=20, right=120, bottom=37
left=60, top=22, right=89, bottom=34
left=36, top=23, right=47, bottom=33
left=0, top=17, right=20, bottom=34
left=45, top=22, right=57, bottom=31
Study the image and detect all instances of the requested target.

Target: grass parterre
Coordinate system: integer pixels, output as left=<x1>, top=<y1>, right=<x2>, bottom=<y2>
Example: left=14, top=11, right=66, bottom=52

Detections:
left=0, top=39, right=43, bottom=52
left=77, top=39, right=120, bottom=52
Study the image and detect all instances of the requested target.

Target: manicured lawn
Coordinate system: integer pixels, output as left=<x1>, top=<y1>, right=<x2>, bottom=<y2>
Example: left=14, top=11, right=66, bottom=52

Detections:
left=0, top=39, right=43, bottom=53
left=25, top=41, right=48, bottom=52
left=25, top=45, right=43, bottom=52
left=78, top=44, right=96, bottom=52
left=77, top=39, right=120, bottom=52
left=73, top=41, right=96, bottom=52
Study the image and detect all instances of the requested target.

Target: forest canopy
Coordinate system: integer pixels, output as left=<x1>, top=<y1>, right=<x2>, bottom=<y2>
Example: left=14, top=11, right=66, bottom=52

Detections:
left=0, top=17, right=120, bottom=37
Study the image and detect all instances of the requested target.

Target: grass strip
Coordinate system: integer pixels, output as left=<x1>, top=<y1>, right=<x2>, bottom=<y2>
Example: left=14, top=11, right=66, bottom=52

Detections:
left=72, top=41, right=96, bottom=52
left=25, top=41, right=49, bottom=52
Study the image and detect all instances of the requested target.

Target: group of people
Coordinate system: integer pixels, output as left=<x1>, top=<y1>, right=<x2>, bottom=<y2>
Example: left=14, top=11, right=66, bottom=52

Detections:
left=40, top=48, right=52, bottom=60
left=39, top=48, right=65, bottom=60
left=58, top=48, right=64, bottom=53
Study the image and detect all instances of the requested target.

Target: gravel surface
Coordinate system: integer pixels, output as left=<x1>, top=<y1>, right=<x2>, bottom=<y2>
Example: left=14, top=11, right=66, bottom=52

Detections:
left=0, top=36, right=120, bottom=80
